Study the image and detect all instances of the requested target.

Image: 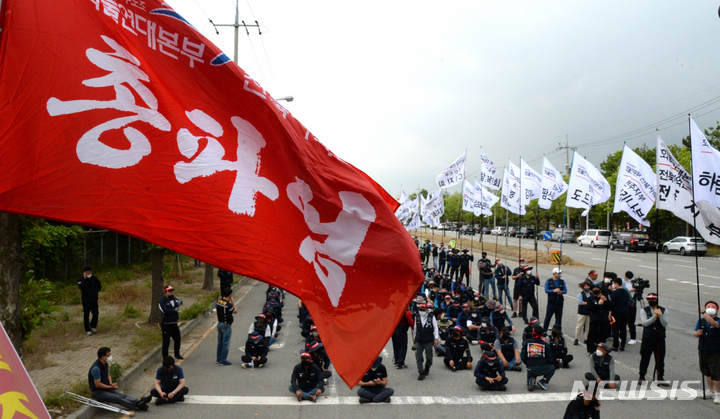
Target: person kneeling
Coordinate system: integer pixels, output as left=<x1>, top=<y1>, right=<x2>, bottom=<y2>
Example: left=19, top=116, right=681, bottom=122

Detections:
left=474, top=351, right=508, bottom=391
left=290, top=352, right=324, bottom=402
left=357, top=357, right=394, bottom=403
left=151, top=356, right=189, bottom=405
left=241, top=331, right=268, bottom=368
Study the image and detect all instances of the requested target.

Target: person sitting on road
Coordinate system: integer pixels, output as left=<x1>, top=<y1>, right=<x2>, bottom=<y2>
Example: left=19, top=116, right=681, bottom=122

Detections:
left=151, top=356, right=189, bottom=405
left=305, top=341, right=333, bottom=381
left=444, top=326, right=473, bottom=371
left=521, top=324, right=555, bottom=391
left=455, top=303, right=474, bottom=334
left=446, top=300, right=463, bottom=325
left=563, top=389, right=601, bottom=419
left=89, top=347, right=152, bottom=411
left=357, top=357, right=394, bottom=403
left=263, top=308, right=281, bottom=342
left=548, top=324, right=574, bottom=369
left=474, top=351, right=508, bottom=391
left=241, top=331, right=269, bottom=369
left=249, top=314, right=275, bottom=347
left=290, top=352, right=324, bottom=402
left=305, top=325, right=322, bottom=345
left=585, top=342, right=620, bottom=389
left=440, top=294, right=453, bottom=311
left=475, top=317, right=499, bottom=352
left=494, top=326, right=523, bottom=372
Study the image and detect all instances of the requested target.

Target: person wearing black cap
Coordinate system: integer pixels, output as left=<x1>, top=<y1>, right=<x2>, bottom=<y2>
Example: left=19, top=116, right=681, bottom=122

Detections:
left=78, top=266, right=102, bottom=335
left=457, top=248, right=474, bottom=286
left=522, top=317, right=542, bottom=344
left=215, top=287, right=237, bottom=366
left=511, top=258, right=526, bottom=318
left=217, top=269, right=234, bottom=292
left=414, top=303, right=440, bottom=380
left=159, top=285, right=184, bottom=360
left=585, top=285, right=606, bottom=354
left=638, top=293, right=669, bottom=385
left=422, top=239, right=431, bottom=266
left=477, top=252, right=493, bottom=296
left=585, top=343, right=619, bottom=389
left=305, top=341, right=332, bottom=380
left=392, top=306, right=414, bottom=369
left=518, top=265, right=540, bottom=324
left=548, top=324, right=573, bottom=369
left=444, top=326, right=473, bottom=371
left=449, top=248, right=460, bottom=280
left=521, top=324, right=555, bottom=391
left=290, top=352, right=324, bottom=402
left=476, top=317, right=499, bottom=352
left=151, top=356, right=189, bottom=405
left=241, top=331, right=268, bottom=368
left=250, top=313, right=274, bottom=347
left=494, top=326, right=523, bottom=372
left=357, top=357, right=394, bottom=403
left=474, top=351, right=508, bottom=391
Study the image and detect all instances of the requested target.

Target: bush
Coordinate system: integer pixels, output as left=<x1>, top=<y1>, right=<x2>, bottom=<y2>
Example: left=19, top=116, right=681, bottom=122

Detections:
left=20, top=274, right=61, bottom=340
left=109, top=362, right=123, bottom=381
left=178, top=291, right=219, bottom=321
left=123, top=303, right=141, bottom=318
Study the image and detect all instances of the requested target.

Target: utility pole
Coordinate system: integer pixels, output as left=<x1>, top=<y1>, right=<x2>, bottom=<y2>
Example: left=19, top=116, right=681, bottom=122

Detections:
left=211, top=0, right=260, bottom=64
left=557, top=136, right=572, bottom=174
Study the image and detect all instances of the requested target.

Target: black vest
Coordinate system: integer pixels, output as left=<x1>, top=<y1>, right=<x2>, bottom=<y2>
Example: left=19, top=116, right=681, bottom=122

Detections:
left=88, top=359, right=109, bottom=392
left=550, top=336, right=567, bottom=358
left=479, top=360, right=501, bottom=377
left=158, top=366, right=181, bottom=391
left=524, top=338, right=550, bottom=368
left=547, top=279, right=565, bottom=304
left=642, top=306, right=666, bottom=341
left=498, top=337, right=515, bottom=361
left=578, top=292, right=591, bottom=315
left=415, top=314, right=435, bottom=343
left=592, top=354, right=612, bottom=380
left=478, top=327, right=497, bottom=344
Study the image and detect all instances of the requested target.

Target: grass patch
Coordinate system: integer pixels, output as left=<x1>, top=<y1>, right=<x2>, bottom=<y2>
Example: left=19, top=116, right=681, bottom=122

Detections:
left=179, top=290, right=219, bottom=321
left=129, top=324, right=161, bottom=359
left=100, top=282, right=142, bottom=305
left=123, top=303, right=141, bottom=318
left=44, top=378, right=89, bottom=412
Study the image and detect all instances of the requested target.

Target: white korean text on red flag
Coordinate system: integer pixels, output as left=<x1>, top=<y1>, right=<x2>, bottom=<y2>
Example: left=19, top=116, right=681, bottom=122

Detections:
left=565, top=152, right=611, bottom=216
left=613, top=146, right=656, bottom=227
left=0, top=0, right=423, bottom=387
left=436, top=152, right=467, bottom=189
left=656, top=137, right=720, bottom=244
left=474, top=180, right=499, bottom=216
left=520, top=158, right=542, bottom=207
left=690, top=117, right=720, bottom=208
left=480, top=153, right=502, bottom=190
left=539, top=157, right=568, bottom=209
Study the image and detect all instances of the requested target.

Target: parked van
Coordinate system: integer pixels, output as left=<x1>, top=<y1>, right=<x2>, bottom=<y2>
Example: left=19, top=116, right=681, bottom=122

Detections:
left=577, top=229, right=611, bottom=247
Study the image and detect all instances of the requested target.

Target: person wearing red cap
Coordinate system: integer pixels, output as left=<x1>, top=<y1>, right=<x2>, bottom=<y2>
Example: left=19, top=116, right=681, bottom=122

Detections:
left=159, top=285, right=184, bottom=360
left=638, top=293, right=669, bottom=385
left=444, top=326, right=473, bottom=371
left=290, top=352, right=324, bottom=402
left=474, top=351, right=508, bottom=391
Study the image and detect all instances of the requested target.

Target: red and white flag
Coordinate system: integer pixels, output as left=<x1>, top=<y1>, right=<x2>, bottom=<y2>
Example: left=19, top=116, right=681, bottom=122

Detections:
left=0, top=0, right=422, bottom=387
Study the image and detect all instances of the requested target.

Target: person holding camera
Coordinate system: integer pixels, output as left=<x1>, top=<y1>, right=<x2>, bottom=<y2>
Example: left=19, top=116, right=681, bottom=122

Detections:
left=622, top=271, right=638, bottom=345
left=159, top=285, right=184, bottom=360
left=638, top=293, right=669, bottom=385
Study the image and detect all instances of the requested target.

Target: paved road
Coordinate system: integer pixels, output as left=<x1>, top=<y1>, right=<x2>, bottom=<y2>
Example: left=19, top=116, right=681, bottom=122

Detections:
left=95, top=255, right=720, bottom=418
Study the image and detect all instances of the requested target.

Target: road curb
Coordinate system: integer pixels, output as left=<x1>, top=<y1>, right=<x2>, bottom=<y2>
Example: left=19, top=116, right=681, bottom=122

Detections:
left=65, top=276, right=251, bottom=419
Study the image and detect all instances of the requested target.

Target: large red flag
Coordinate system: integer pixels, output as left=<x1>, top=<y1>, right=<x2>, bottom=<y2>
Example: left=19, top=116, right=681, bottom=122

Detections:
left=0, top=322, right=52, bottom=419
left=0, top=0, right=422, bottom=387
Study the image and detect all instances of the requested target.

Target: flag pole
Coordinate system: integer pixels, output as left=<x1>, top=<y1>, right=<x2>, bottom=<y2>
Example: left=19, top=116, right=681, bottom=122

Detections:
left=688, top=114, right=707, bottom=400
left=603, top=213, right=611, bottom=275
left=654, top=129, right=660, bottom=299
left=518, top=157, right=523, bottom=272
left=559, top=151, right=576, bottom=273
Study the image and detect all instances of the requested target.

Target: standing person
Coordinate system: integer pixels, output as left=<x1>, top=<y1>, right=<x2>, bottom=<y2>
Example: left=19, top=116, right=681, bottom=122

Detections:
left=638, top=293, right=669, bottom=385
left=543, top=267, right=567, bottom=332
left=474, top=351, right=508, bottom=391
left=432, top=244, right=439, bottom=270
left=78, top=266, right=101, bottom=335
left=392, top=307, right=414, bottom=369
left=449, top=249, right=460, bottom=280
left=521, top=324, right=555, bottom=391
left=215, top=287, right=236, bottom=366
left=438, top=243, right=447, bottom=274
left=241, top=331, right=269, bottom=368
left=357, top=357, right=394, bottom=404
left=585, top=270, right=598, bottom=287
left=217, top=269, right=234, bottom=291
left=89, top=347, right=152, bottom=411
left=575, top=282, right=593, bottom=346
left=622, top=271, right=638, bottom=345
left=413, top=303, right=439, bottom=381
left=290, top=352, right=324, bottom=402
left=511, top=258, right=526, bottom=319
left=159, top=285, right=184, bottom=360
left=598, top=273, right=615, bottom=343
left=422, top=239, right=431, bottom=266
left=693, top=301, right=720, bottom=403
left=495, top=260, right=512, bottom=309
left=477, top=252, right=493, bottom=296
left=458, top=248, right=474, bottom=287
left=586, top=286, right=606, bottom=354
left=608, top=277, right=631, bottom=351
left=519, top=266, right=540, bottom=324
left=151, top=356, right=189, bottom=405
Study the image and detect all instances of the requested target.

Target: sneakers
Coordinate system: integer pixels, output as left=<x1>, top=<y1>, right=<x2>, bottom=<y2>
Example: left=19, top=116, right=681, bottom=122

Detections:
left=382, top=397, right=391, bottom=403
left=470, top=340, right=479, bottom=345
left=137, top=395, right=152, bottom=411
left=257, top=363, right=264, bottom=368
left=395, top=363, right=405, bottom=369
left=511, top=312, right=518, bottom=318
left=527, top=377, right=536, bottom=392
left=90, top=328, right=97, bottom=334
left=418, top=373, right=425, bottom=381
left=86, top=331, right=92, bottom=336
left=241, top=363, right=251, bottom=368
left=537, top=379, right=548, bottom=390
left=451, top=365, right=457, bottom=372
left=359, top=397, right=373, bottom=404
left=628, top=339, right=637, bottom=345
left=714, top=393, right=720, bottom=404
left=219, top=361, right=232, bottom=366
left=511, top=365, right=523, bottom=372
left=573, top=339, right=579, bottom=346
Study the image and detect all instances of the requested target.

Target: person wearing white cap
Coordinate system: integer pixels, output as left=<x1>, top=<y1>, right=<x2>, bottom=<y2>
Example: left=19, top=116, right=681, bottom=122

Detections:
left=543, top=267, right=567, bottom=332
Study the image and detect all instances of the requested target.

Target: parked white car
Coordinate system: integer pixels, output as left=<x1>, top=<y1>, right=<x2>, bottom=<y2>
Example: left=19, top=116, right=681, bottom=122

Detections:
left=577, top=229, right=612, bottom=247
left=662, top=237, right=707, bottom=256
left=491, top=227, right=506, bottom=235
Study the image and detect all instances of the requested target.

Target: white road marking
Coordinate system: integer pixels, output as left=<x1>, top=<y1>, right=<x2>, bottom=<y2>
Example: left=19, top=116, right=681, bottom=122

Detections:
left=591, top=258, right=607, bottom=262
left=182, top=393, right=576, bottom=405
left=699, top=274, right=715, bottom=278
left=665, top=278, right=677, bottom=281
left=576, top=251, right=591, bottom=254
left=328, top=365, right=338, bottom=397
left=638, top=265, right=655, bottom=269
left=621, top=257, right=641, bottom=261
left=679, top=281, right=693, bottom=285
left=677, top=265, right=705, bottom=270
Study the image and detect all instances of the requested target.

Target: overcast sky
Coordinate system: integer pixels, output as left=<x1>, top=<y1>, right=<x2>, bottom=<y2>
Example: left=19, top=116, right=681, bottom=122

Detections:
left=169, top=0, right=720, bottom=198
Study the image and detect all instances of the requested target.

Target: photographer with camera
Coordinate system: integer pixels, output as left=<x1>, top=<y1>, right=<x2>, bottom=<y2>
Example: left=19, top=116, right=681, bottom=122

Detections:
left=159, top=285, right=184, bottom=360
left=622, top=271, right=644, bottom=346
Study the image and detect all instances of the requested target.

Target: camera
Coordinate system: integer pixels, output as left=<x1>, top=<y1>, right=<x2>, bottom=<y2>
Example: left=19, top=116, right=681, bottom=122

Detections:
left=631, top=277, right=650, bottom=301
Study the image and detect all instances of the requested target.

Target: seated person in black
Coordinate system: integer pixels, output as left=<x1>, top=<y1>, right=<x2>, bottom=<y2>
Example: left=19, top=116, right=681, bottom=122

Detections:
left=241, top=331, right=269, bottom=368
left=549, top=324, right=574, bottom=369
left=357, top=357, right=394, bottom=403
left=444, top=326, right=473, bottom=371
left=474, top=351, right=508, bottom=391
left=151, top=356, right=189, bottom=405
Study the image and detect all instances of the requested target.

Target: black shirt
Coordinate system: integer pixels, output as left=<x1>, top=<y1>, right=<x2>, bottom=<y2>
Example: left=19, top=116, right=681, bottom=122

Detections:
left=78, top=275, right=101, bottom=303
left=361, top=364, right=388, bottom=384
left=610, top=287, right=631, bottom=314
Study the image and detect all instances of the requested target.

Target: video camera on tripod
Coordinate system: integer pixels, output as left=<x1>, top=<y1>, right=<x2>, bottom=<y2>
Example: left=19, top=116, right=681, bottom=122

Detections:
left=632, top=277, right=651, bottom=301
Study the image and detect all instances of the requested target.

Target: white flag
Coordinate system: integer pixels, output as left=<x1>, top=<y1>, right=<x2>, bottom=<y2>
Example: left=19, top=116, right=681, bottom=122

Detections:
left=565, top=151, right=611, bottom=216
left=613, top=146, right=656, bottom=227
left=398, top=187, right=409, bottom=204
left=395, top=199, right=413, bottom=222
left=462, top=180, right=476, bottom=213
left=501, top=162, right=525, bottom=215
left=539, top=156, right=568, bottom=209
left=690, top=117, right=720, bottom=208
left=423, top=191, right=445, bottom=227
left=520, top=158, right=542, bottom=207
left=475, top=180, right=500, bottom=216
left=436, top=152, right=467, bottom=189
left=480, top=153, right=502, bottom=190
left=406, top=213, right=422, bottom=231
left=656, top=136, right=720, bottom=244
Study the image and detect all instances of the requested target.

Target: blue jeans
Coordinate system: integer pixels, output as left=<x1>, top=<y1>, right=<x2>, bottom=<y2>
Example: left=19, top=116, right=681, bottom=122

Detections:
left=507, top=358, right=517, bottom=369
left=216, top=322, right=232, bottom=363
left=289, top=385, right=321, bottom=400
left=433, top=256, right=438, bottom=270
left=483, top=279, right=497, bottom=298
left=497, top=284, right=513, bottom=310
left=527, top=364, right=555, bottom=383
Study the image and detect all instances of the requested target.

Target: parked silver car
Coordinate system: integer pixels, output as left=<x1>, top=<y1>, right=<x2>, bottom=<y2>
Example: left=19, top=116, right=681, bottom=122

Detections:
left=662, top=236, right=707, bottom=256
left=577, top=229, right=612, bottom=247
left=551, top=228, right=575, bottom=243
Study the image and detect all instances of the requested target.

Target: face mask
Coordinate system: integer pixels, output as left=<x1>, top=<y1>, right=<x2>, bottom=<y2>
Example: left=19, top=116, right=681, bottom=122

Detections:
left=301, top=360, right=310, bottom=367
left=593, top=290, right=601, bottom=295
left=648, top=300, right=658, bottom=307
left=501, top=333, right=510, bottom=339
left=481, top=323, right=488, bottom=328
left=371, top=367, right=377, bottom=371
left=603, top=278, right=611, bottom=283
left=471, top=313, right=477, bottom=318
left=707, top=308, right=718, bottom=317
left=106, top=355, right=113, bottom=363
left=584, top=288, right=590, bottom=293
left=312, top=331, right=319, bottom=337
left=552, top=332, right=559, bottom=338
left=85, top=274, right=92, bottom=278
left=595, top=350, right=603, bottom=357
left=453, top=333, right=461, bottom=339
